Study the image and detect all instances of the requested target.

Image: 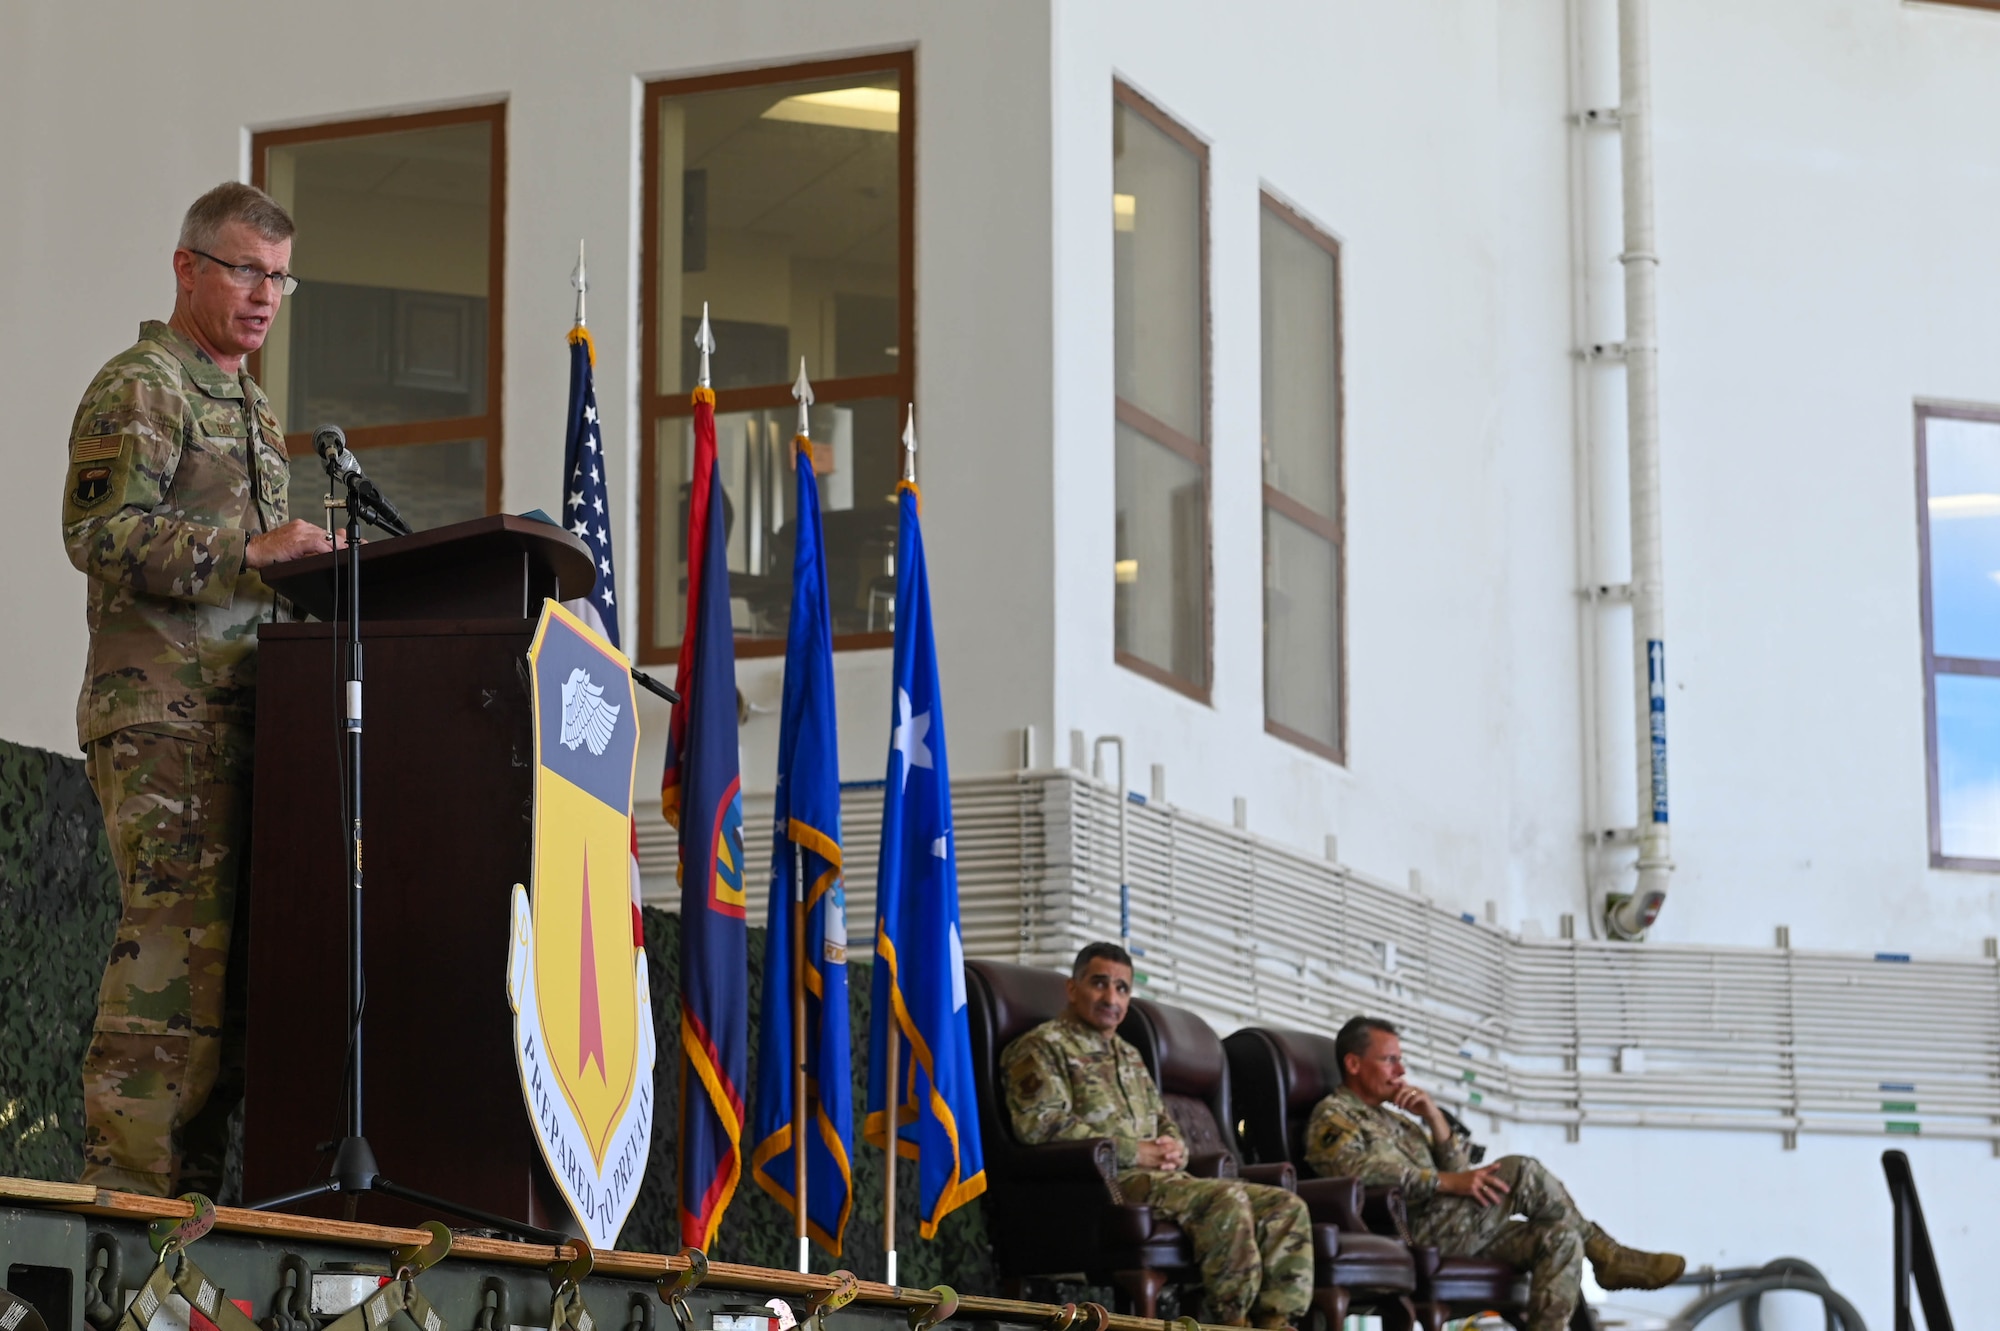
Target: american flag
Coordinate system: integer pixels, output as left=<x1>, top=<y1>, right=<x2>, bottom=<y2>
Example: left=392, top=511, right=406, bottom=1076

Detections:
left=563, top=326, right=620, bottom=648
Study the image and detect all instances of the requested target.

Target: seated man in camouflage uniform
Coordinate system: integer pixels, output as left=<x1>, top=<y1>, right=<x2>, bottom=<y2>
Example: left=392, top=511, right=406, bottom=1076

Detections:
left=1002, top=942, right=1311, bottom=1329
left=1305, top=1017, right=1683, bottom=1331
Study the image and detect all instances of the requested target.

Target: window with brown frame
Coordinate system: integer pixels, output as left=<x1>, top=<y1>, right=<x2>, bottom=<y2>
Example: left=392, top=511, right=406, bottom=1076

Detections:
left=252, top=103, right=505, bottom=534
left=1112, top=83, right=1210, bottom=700
left=1917, top=402, right=2000, bottom=868
left=1259, top=195, right=1345, bottom=762
left=639, top=53, right=915, bottom=663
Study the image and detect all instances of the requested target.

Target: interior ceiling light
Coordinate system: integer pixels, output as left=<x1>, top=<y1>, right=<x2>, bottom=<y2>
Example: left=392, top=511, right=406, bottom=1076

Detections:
left=1929, top=493, right=2000, bottom=520
left=763, top=87, right=900, bottom=133
left=1113, top=193, right=1137, bottom=232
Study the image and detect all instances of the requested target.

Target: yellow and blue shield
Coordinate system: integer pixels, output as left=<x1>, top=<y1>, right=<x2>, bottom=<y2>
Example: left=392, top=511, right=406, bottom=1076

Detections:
left=508, top=600, right=655, bottom=1249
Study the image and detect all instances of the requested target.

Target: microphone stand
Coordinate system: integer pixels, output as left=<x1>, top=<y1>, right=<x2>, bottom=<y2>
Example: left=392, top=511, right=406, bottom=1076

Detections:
left=248, top=467, right=571, bottom=1246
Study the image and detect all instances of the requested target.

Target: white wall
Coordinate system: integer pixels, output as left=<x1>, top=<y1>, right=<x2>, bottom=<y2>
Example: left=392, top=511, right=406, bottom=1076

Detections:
left=1051, top=0, right=1586, bottom=934
left=1043, top=3, right=2000, bottom=1320
left=0, top=0, right=1054, bottom=796
left=1047, top=0, right=2000, bottom=955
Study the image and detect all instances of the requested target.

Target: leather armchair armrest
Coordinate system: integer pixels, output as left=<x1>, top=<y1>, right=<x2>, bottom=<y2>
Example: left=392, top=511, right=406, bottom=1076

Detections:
left=1186, top=1151, right=1238, bottom=1179
left=1362, top=1185, right=1412, bottom=1241
left=1010, top=1138, right=1122, bottom=1192
left=1101, top=1204, right=1157, bottom=1245
left=1295, top=1176, right=1364, bottom=1231
left=1411, top=1245, right=1442, bottom=1288
left=1239, top=1161, right=1297, bottom=1191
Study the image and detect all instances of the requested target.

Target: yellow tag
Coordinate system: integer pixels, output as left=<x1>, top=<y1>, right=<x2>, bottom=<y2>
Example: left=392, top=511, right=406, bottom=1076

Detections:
left=71, top=433, right=123, bottom=463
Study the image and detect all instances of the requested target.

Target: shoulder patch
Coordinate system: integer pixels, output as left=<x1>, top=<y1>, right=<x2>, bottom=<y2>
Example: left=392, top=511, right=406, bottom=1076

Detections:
left=72, top=466, right=114, bottom=508
left=72, top=433, right=124, bottom=464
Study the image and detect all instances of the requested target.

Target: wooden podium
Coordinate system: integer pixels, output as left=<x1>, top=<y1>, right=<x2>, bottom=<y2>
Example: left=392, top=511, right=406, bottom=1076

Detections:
left=244, top=515, right=597, bottom=1229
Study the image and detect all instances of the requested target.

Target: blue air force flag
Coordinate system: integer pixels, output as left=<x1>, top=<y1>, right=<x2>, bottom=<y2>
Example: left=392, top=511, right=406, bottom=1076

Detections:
left=508, top=599, right=654, bottom=1250
left=864, top=482, right=987, bottom=1237
left=752, top=443, right=854, bottom=1253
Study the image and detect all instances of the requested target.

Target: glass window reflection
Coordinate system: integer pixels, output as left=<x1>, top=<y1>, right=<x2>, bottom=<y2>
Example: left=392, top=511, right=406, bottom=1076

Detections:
left=654, top=400, right=902, bottom=644
left=1926, top=416, right=2000, bottom=661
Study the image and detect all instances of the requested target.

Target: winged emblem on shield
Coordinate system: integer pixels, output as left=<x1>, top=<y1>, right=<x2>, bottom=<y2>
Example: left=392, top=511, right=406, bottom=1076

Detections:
left=560, top=667, right=621, bottom=755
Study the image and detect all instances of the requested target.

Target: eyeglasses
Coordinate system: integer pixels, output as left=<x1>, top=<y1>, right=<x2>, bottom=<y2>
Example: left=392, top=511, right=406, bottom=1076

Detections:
left=189, top=248, right=299, bottom=296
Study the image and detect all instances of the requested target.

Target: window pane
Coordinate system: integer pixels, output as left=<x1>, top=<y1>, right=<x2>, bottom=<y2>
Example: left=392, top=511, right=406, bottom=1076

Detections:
left=285, top=439, right=487, bottom=542
left=1266, top=509, right=1340, bottom=752
left=1115, top=424, right=1206, bottom=688
left=655, top=72, right=901, bottom=395
left=1926, top=416, right=2000, bottom=660
left=1113, top=101, right=1202, bottom=442
left=1937, top=673, right=2000, bottom=859
left=263, top=122, right=493, bottom=432
left=651, top=399, right=902, bottom=650
left=1261, top=209, right=1339, bottom=520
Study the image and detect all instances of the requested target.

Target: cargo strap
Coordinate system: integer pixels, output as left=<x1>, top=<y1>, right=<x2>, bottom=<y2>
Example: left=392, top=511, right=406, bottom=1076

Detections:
left=0, top=1287, right=51, bottom=1331
left=547, top=1245, right=597, bottom=1331
left=125, top=1200, right=451, bottom=1331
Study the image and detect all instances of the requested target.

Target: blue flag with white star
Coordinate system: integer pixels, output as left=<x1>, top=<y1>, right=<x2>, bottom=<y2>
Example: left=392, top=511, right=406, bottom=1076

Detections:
left=864, top=481, right=986, bottom=1239
left=563, top=327, right=619, bottom=647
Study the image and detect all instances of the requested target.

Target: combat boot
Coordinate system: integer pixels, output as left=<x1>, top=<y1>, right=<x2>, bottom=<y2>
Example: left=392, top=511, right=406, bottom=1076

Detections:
left=1585, top=1228, right=1685, bottom=1291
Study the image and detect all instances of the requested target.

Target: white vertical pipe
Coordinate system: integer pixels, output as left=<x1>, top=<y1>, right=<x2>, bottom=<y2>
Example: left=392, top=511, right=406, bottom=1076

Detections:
left=1568, top=0, right=1637, bottom=936
left=1609, top=0, right=1674, bottom=938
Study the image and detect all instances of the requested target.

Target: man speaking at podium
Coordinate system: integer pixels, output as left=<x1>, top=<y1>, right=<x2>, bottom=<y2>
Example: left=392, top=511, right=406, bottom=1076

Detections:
left=62, top=183, right=340, bottom=1197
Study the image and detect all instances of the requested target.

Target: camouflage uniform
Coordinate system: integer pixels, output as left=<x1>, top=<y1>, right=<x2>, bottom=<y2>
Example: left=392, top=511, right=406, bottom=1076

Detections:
left=64, top=320, right=291, bottom=1197
left=1003, top=1015, right=1312, bottom=1325
left=1304, top=1085, right=1593, bottom=1331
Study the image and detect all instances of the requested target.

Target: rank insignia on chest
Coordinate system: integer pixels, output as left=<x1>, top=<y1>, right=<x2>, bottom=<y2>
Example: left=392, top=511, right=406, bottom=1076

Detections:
left=72, top=466, right=113, bottom=507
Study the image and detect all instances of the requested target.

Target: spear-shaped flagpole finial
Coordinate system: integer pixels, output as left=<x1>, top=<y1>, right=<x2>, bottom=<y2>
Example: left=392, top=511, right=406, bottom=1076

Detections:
left=571, top=239, right=587, bottom=328
left=901, top=404, right=916, bottom=484
left=694, top=301, right=715, bottom=389
left=792, top=358, right=814, bottom=440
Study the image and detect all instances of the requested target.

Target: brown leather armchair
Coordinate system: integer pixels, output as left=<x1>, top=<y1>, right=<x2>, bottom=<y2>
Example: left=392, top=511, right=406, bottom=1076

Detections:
left=1225, top=1025, right=1534, bottom=1331
left=1122, top=997, right=1419, bottom=1329
left=964, top=959, right=1199, bottom=1316
left=1118, top=996, right=1292, bottom=1188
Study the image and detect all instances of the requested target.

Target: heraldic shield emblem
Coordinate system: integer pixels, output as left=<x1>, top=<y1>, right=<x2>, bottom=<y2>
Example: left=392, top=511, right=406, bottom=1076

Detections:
left=508, top=600, right=655, bottom=1249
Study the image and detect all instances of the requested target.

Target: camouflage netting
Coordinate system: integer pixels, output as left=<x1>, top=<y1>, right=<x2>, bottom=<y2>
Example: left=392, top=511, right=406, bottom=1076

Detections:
left=0, top=736, right=120, bottom=1182
left=0, top=736, right=994, bottom=1288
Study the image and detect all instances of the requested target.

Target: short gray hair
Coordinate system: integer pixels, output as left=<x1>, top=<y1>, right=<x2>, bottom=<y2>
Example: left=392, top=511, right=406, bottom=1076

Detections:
left=178, top=182, right=294, bottom=254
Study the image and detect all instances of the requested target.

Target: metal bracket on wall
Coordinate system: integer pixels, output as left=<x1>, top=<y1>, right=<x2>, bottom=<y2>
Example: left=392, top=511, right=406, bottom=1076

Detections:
left=1578, top=341, right=1628, bottom=362
left=1582, top=583, right=1633, bottom=603
left=1573, top=106, right=1623, bottom=128
left=1593, top=827, right=1639, bottom=847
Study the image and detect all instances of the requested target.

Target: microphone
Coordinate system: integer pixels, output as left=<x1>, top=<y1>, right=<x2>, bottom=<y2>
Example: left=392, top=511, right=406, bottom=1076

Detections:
left=314, top=423, right=358, bottom=480
left=312, top=423, right=412, bottom=538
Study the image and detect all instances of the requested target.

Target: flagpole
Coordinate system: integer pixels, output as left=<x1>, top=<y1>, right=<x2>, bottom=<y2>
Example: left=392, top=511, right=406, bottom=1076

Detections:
left=882, top=405, right=917, bottom=1289
left=791, top=359, right=815, bottom=1277
left=792, top=855, right=809, bottom=1274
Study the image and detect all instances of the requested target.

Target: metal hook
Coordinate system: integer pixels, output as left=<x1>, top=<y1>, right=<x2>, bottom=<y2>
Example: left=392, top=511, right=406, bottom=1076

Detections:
left=149, top=1193, right=217, bottom=1256
left=83, top=1232, right=123, bottom=1330
left=656, top=1247, right=710, bottom=1331
left=802, top=1272, right=860, bottom=1331
left=390, top=1221, right=453, bottom=1278
left=907, top=1286, right=957, bottom=1331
